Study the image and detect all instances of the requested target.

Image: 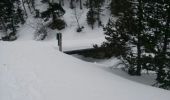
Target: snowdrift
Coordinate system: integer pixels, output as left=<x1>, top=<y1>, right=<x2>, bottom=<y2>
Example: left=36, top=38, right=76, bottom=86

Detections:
left=0, top=41, right=170, bottom=100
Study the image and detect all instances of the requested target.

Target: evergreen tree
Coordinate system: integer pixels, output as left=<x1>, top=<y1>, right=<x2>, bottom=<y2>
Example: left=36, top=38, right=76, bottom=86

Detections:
left=41, top=1, right=66, bottom=30
left=41, top=1, right=65, bottom=22
left=0, top=0, right=8, bottom=35
left=110, top=0, right=130, bottom=16
left=16, top=1, right=25, bottom=24
left=86, top=0, right=105, bottom=29
left=0, top=0, right=25, bottom=41
left=87, top=8, right=96, bottom=29
left=145, top=0, right=170, bottom=89
left=94, top=0, right=104, bottom=27
left=103, top=0, right=147, bottom=75
left=59, top=0, right=64, bottom=6
left=102, top=18, right=130, bottom=58
left=103, top=0, right=170, bottom=88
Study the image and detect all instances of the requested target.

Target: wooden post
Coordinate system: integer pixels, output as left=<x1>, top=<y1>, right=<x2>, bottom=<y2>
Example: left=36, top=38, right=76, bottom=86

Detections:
left=56, top=33, right=62, bottom=52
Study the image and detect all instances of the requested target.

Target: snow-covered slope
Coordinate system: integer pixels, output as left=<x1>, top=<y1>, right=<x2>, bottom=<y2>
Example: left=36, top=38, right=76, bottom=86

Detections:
left=0, top=41, right=170, bottom=100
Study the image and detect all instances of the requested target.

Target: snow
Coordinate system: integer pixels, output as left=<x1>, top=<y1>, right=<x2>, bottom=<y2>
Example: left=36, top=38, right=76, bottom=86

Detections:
left=15, top=0, right=108, bottom=51
left=0, top=41, right=170, bottom=100
left=72, top=55, right=157, bottom=86
left=1, top=1, right=170, bottom=100
left=15, top=10, right=106, bottom=51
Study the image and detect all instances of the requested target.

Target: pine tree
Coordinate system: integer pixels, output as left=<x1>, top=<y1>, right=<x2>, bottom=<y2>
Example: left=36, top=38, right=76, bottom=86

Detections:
left=59, top=0, right=64, bottom=6
left=87, top=8, right=96, bottom=29
left=120, top=0, right=146, bottom=76
left=162, top=0, right=170, bottom=89
left=136, top=0, right=170, bottom=89
left=102, top=18, right=130, bottom=58
left=41, top=1, right=65, bottom=22
left=0, top=0, right=25, bottom=41
left=0, top=0, right=8, bottom=35
left=145, top=0, right=170, bottom=89
left=86, top=0, right=105, bottom=29
left=110, top=0, right=130, bottom=16
left=16, top=1, right=25, bottom=24
left=102, top=0, right=147, bottom=75
left=94, top=0, right=105, bottom=27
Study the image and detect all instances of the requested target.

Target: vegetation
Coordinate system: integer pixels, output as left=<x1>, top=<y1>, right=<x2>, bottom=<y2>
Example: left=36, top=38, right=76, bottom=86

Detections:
left=103, top=0, right=170, bottom=89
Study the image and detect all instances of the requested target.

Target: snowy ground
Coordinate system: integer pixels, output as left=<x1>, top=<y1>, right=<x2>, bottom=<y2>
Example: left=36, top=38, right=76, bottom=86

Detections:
left=1, top=1, right=170, bottom=100
left=72, top=54, right=157, bottom=86
left=0, top=41, right=170, bottom=100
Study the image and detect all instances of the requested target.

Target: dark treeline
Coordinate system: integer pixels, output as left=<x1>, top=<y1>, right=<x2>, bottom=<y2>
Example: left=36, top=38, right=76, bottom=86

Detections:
left=0, top=0, right=25, bottom=40
left=102, top=0, right=170, bottom=89
left=0, top=0, right=67, bottom=40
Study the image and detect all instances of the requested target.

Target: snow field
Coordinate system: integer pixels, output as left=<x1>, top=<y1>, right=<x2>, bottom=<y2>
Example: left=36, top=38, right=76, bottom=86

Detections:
left=0, top=41, right=170, bottom=100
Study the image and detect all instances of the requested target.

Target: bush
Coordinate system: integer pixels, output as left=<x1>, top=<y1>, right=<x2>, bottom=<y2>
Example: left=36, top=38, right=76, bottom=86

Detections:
left=1, top=32, right=17, bottom=41
left=34, top=26, right=47, bottom=40
left=48, top=19, right=66, bottom=30
left=77, top=26, right=84, bottom=32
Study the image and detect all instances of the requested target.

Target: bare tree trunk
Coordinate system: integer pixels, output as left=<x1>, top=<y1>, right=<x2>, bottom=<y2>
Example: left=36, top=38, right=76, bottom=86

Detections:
left=26, top=0, right=32, bottom=14
left=59, top=0, right=64, bottom=6
left=31, top=0, right=36, bottom=11
left=0, top=17, right=7, bottom=35
left=80, top=0, right=82, bottom=9
left=136, top=0, right=143, bottom=76
left=70, top=0, right=74, bottom=9
left=21, top=0, right=28, bottom=17
left=74, top=8, right=80, bottom=28
left=136, top=34, right=142, bottom=75
left=97, top=4, right=100, bottom=27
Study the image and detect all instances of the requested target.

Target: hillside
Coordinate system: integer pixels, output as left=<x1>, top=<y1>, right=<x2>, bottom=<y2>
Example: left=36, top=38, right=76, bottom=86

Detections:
left=0, top=41, right=170, bottom=100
